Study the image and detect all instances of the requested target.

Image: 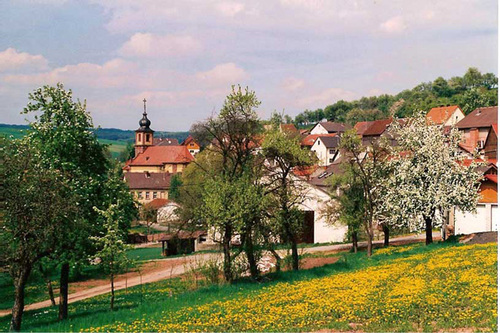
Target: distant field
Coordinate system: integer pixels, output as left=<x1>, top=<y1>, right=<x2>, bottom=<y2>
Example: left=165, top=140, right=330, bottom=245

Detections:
left=0, top=124, right=188, bottom=159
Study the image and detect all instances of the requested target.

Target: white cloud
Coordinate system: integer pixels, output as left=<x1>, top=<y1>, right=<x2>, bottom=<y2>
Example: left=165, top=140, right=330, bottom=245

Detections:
left=281, top=77, right=305, bottom=91
left=119, top=33, right=202, bottom=58
left=297, top=88, right=356, bottom=108
left=215, top=2, right=246, bottom=17
left=3, top=58, right=139, bottom=88
left=0, top=48, right=49, bottom=72
left=380, top=16, right=407, bottom=34
left=195, top=63, right=249, bottom=86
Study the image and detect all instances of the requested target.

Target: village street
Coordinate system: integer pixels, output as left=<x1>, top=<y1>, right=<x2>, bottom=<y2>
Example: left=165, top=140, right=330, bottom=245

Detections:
left=0, top=232, right=440, bottom=317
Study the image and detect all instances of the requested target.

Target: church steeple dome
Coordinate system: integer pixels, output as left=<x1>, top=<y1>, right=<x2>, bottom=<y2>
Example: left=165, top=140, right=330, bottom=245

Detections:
left=135, top=98, right=154, bottom=156
left=138, top=98, right=153, bottom=132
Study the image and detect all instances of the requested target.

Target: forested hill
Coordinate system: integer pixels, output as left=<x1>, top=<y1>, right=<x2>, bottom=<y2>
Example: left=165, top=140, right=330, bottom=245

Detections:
left=0, top=124, right=189, bottom=143
left=293, top=67, right=498, bottom=126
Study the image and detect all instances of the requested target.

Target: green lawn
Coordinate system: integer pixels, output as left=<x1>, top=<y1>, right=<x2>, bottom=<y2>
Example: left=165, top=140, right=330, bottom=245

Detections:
left=1, top=240, right=496, bottom=332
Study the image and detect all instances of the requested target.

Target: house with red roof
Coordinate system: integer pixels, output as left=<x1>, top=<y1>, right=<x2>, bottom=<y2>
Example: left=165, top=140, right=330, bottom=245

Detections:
left=181, top=135, right=200, bottom=156
left=426, top=105, right=465, bottom=126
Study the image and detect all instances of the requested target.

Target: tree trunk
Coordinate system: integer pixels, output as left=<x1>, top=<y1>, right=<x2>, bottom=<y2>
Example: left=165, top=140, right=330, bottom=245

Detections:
left=352, top=231, right=358, bottom=253
left=270, top=249, right=281, bottom=272
left=383, top=224, right=390, bottom=247
left=425, top=215, right=433, bottom=245
left=10, top=266, right=32, bottom=332
left=110, top=273, right=114, bottom=310
left=58, top=262, right=69, bottom=321
left=46, top=280, right=56, bottom=307
left=290, top=241, right=299, bottom=271
left=39, top=263, right=56, bottom=306
left=222, top=226, right=232, bottom=283
left=244, top=229, right=259, bottom=279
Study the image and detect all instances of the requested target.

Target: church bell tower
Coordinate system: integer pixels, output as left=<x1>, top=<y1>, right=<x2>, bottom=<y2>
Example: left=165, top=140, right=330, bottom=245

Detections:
left=135, top=98, right=154, bottom=156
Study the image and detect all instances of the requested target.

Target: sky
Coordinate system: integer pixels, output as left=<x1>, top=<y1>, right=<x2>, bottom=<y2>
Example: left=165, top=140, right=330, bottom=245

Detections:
left=0, top=0, right=497, bottom=131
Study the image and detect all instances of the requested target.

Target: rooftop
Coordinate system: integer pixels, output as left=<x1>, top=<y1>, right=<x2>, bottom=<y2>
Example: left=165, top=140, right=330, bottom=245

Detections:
left=456, top=106, right=498, bottom=129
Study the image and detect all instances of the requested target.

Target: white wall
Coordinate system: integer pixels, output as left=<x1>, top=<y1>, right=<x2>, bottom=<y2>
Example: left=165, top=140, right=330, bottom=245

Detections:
left=299, top=183, right=348, bottom=243
left=444, top=108, right=465, bottom=126
left=454, top=204, right=497, bottom=235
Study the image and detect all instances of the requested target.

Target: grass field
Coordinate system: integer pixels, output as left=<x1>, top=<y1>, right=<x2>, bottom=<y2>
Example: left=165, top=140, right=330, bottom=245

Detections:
left=1, top=241, right=496, bottom=332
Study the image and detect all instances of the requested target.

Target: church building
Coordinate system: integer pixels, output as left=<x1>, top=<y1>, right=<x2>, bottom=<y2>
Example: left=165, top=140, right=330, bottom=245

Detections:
left=123, top=100, right=194, bottom=203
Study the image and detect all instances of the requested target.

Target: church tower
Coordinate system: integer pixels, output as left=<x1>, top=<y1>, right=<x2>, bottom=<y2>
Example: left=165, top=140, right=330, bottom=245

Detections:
left=135, top=98, right=154, bottom=156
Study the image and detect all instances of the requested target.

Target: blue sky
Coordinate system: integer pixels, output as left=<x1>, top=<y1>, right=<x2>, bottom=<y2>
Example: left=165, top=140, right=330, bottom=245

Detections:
left=0, top=0, right=497, bottom=131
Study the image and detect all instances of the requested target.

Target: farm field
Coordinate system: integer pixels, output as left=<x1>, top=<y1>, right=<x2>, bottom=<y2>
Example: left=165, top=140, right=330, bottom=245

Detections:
left=1, top=241, right=496, bottom=332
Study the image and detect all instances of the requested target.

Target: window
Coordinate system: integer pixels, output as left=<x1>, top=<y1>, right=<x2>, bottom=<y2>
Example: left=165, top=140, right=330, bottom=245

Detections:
left=199, top=236, right=207, bottom=243
left=477, top=140, right=485, bottom=149
left=145, top=192, right=150, bottom=200
left=153, top=192, right=157, bottom=199
left=138, top=133, right=142, bottom=142
left=329, top=149, right=335, bottom=154
left=138, top=192, right=143, bottom=199
left=146, top=134, right=150, bottom=142
left=329, top=158, right=334, bottom=163
left=317, top=141, right=320, bottom=145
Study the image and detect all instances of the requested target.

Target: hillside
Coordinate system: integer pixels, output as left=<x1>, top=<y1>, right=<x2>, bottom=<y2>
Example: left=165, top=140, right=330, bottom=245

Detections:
left=2, top=241, right=496, bottom=332
left=293, top=67, right=498, bottom=126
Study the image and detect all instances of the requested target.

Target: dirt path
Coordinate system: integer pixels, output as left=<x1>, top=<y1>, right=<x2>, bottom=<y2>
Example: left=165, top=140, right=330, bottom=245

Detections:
left=0, top=232, right=440, bottom=317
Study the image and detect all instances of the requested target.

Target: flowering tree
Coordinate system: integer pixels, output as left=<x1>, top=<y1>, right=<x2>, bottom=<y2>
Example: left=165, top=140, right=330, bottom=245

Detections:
left=381, top=113, right=482, bottom=244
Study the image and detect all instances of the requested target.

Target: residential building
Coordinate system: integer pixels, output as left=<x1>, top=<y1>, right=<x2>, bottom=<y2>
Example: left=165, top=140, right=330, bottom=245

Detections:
left=310, top=135, right=341, bottom=166
left=181, top=135, right=200, bottom=156
left=426, top=105, right=465, bottom=126
left=456, top=106, right=498, bottom=154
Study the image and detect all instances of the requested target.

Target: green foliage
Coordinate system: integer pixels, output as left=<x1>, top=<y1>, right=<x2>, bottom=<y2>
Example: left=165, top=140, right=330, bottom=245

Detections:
left=92, top=204, right=132, bottom=275
left=168, top=174, right=183, bottom=202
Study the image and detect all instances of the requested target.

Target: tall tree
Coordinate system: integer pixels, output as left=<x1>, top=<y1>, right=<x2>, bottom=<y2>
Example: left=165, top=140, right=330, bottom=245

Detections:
left=337, top=129, right=390, bottom=256
left=2, top=137, right=73, bottom=331
left=381, top=114, right=482, bottom=244
left=189, top=85, right=262, bottom=282
left=261, top=128, right=316, bottom=270
left=21, top=83, right=110, bottom=320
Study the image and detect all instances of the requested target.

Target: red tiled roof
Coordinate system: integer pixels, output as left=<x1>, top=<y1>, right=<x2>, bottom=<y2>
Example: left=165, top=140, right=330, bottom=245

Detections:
left=145, top=198, right=170, bottom=210
left=158, top=230, right=206, bottom=241
left=456, top=106, right=498, bottom=129
left=354, top=121, right=371, bottom=135
left=292, top=165, right=324, bottom=177
left=426, top=105, right=463, bottom=125
left=492, top=124, right=498, bottom=135
left=124, top=172, right=171, bottom=190
left=181, top=135, right=198, bottom=146
left=280, top=124, right=298, bottom=133
left=301, top=133, right=336, bottom=147
left=128, top=146, right=194, bottom=166
left=362, top=118, right=393, bottom=136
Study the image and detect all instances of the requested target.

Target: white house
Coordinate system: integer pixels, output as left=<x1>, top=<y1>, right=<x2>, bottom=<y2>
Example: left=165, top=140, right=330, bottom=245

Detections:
left=310, top=135, right=341, bottom=166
